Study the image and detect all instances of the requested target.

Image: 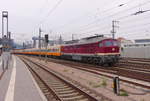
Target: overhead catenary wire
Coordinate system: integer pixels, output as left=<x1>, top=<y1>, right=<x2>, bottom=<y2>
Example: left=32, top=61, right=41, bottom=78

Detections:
left=73, top=3, right=150, bottom=35
left=82, top=20, right=150, bottom=36
left=76, top=25, right=110, bottom=34
left=31, top=0, right=150, bottom=41
left=120, top=13, right=150, bottom=23
left=39, top=0, right=149, bottom=40
left=75, top=10, right=150, bottom=35
left=32, top=0, right=63, bottom=33
left=68, top=0, right=150, bottom=33
left=117, top=29, right=150, bottom=37
left=65, top=0, right=138, bottom=31
left=52, top=0, right=134, bottom=32
left=77, top=18, right=150, bottom=39
left=38, top=0, right=49, bottom=14
left=117, top=25, right=150, bottom=37
left=120, top=22, right=150, bottom=32
left=39, top=0, right=63, bottom=25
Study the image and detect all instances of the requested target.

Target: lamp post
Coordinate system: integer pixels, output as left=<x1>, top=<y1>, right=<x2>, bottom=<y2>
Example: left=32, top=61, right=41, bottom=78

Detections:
left=2, top=11, right=8, bottom=38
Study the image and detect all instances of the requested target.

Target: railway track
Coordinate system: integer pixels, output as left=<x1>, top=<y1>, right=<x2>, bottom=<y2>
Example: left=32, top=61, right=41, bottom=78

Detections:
left=118, top=60, right=150, bottom=69
left=38, top=56, right=150, bottom=82
left=21, top=56, right=111, bottom=101
left=24, top=55, right=150, bottom=89
left=117, top=58, right=150, bottom=73
left=120, top=58, right=150, bottom=66
left=121, top=57, right=150, bottom=63
left=115, top=63, right=150, bottom=73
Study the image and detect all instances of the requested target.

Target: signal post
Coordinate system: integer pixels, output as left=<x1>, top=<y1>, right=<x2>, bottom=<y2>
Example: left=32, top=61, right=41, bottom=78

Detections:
left=45, top=34, right=49, bottom=62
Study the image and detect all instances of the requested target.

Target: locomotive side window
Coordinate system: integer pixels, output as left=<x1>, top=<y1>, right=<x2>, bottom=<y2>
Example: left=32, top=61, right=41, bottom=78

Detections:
left=105, top=41, right=112, bottom=46
left=113, top=41, right=119, bottom=46
left=99, top=43, right=103, bottom=47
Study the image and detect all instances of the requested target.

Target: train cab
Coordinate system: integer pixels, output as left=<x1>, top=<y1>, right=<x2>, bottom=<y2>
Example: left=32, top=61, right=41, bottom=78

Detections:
left=97, top=39, right=120, bottom=64
left=98, top=39, right=120, bottom=55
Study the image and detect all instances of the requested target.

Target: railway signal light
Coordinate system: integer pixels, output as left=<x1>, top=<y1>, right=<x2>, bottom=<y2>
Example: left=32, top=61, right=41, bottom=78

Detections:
left=2, top=11, right=8, bottom=18
left=45, top=34, right=49, bottom=43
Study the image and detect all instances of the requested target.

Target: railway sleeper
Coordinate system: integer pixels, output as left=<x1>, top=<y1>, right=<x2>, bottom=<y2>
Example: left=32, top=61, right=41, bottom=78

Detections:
left=52, top=85, right=70, bottom=89
left=47, top=80, right=61, bottom=83
left=44, top=79, right=60, bottom=83
left=54, top=87, right=73, bottom=92
left=51, top=84, right=67, bottom=87
left=57, top=90, right=76, bottom=95
left=61, top=95, right=87, bottom=101
left=58, top=92, right=80, bottom=98
left=44, top=92, right=51, bottom=95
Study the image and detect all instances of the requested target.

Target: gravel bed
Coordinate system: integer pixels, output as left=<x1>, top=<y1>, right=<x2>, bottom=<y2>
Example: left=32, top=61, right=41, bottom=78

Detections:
left=27, top=56, right=150, bottom=101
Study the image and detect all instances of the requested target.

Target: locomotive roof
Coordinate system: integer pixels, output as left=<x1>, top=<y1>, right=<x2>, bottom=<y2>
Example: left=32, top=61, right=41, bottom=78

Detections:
left=63, top=36, right=111, bottom=46
left=82, top=35, right=104, bottom=40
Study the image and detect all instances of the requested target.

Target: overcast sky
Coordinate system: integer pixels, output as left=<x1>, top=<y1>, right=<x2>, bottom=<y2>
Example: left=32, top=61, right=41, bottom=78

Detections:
left=0, top=0, right=150, bottom=44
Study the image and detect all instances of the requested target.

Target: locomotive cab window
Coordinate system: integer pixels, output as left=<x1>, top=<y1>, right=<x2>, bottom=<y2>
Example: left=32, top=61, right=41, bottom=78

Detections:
left=105, top=41, right=113, bottom=46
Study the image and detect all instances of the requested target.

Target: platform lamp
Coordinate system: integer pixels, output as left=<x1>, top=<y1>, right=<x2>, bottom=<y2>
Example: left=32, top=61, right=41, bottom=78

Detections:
left=2, top=11, right=8, bottom=38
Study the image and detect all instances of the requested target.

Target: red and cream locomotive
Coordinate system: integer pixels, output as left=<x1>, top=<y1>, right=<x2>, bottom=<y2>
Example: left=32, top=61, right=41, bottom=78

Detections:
left=61, top=35, right=120, bottom=65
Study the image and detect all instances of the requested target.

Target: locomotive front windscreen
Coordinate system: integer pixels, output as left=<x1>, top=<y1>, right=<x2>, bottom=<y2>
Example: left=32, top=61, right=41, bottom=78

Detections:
left=99, top=40, right=119, bottom=47
left=103, top=40, right=119, bottom=47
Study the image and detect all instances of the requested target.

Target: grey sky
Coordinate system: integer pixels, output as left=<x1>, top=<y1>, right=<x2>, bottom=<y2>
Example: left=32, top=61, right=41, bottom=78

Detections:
left=0, top=0, right=150, bottom=44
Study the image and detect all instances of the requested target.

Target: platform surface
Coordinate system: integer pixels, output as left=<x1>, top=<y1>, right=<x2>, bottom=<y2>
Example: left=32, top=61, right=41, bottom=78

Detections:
left=0, top=52, right=46, bottom=101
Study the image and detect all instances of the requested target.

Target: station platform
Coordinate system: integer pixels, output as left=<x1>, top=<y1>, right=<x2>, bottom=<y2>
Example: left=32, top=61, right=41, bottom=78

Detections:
left=0, top=53, right=47, bottom=101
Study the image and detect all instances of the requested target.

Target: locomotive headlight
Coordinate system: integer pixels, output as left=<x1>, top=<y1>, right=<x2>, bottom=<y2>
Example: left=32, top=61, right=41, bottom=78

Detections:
left=112, top=48, right=115, bottom=51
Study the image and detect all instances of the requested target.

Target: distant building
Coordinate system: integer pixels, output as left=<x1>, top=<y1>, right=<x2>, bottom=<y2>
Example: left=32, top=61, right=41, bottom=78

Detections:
left=135, top=39, right=150, bottom=43
left=117, top=37, right=133, bottom=44
left=117, top=37, right=133, bottom=47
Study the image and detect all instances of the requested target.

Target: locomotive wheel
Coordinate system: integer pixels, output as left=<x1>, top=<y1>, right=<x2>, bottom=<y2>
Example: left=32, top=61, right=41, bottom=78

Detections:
left=94, top=58, right=99, bottom=65
left=108, top=62, right=114, bottom=66
left=99, top=62, right=104, bottom=66
left=88, top=57, right=93, bottom=64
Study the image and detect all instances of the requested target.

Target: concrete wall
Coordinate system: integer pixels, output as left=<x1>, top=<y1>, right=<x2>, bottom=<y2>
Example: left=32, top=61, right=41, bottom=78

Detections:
left=121, top=47, right=150, bottom=58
